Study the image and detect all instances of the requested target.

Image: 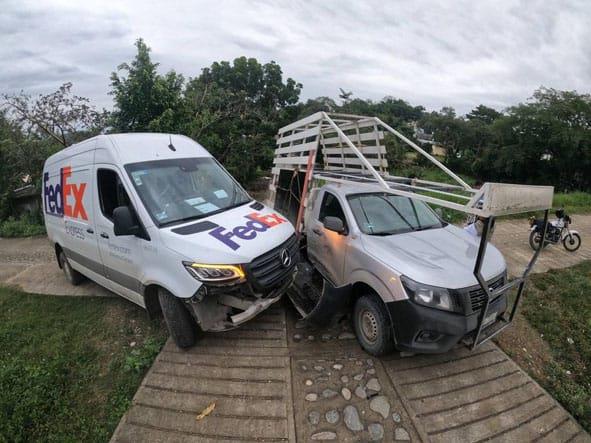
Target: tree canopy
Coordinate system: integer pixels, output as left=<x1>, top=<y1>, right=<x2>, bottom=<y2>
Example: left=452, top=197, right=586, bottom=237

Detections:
left=1, top=38, right=591, bottom=224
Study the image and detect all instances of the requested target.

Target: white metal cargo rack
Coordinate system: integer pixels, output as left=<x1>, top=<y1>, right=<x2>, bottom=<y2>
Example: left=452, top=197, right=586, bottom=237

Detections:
left=269, top=112, right=554, bottom=349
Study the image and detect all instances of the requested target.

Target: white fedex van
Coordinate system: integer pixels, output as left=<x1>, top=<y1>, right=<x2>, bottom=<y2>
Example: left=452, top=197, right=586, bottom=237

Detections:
left=43, top=133, right=297, bottom=348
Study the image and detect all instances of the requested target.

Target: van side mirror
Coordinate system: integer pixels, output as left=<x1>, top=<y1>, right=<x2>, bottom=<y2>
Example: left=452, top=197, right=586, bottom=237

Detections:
left=435, top=207, right=443, bottom=218
left=323, top=216, right=346, bottom=234
left=113, top=206, right=139, bottom=236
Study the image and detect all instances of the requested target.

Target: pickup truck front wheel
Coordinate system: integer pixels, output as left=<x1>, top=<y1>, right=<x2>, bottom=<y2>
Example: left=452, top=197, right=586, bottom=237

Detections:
left=353, top=294, right=395, bottom=356
left=158, top=288, right=197, bottom=349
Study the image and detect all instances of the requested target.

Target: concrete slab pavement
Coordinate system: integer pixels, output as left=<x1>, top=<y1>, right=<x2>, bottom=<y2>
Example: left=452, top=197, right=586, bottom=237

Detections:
left=0, top=236, right=114, bottom=297
left=111, top=304, right=590, bottom=442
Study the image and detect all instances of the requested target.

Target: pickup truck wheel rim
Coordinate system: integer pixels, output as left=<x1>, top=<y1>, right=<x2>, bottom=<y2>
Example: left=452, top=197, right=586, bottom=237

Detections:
left=360, top=310, right=378, bottom=343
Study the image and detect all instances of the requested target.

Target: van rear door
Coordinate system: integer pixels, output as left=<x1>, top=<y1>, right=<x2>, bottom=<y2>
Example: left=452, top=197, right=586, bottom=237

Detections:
left=94, top=164, right=146, bottom=307
left=59, top=150, right=103, bottom=277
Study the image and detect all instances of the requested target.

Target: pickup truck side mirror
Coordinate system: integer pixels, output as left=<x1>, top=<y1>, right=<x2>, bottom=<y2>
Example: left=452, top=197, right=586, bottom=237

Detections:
left=113, top=206, right=140, bottom=236
left=323, top=216, right=346, bottom=234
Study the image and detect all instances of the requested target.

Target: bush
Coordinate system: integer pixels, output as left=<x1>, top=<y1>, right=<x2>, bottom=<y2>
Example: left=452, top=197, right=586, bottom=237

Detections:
left=0, top=215, right=46, bottom=237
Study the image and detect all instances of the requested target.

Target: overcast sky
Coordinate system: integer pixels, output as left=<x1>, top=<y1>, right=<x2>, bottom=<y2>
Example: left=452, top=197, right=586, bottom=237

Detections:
left=2, top=0, right=590, bottom=114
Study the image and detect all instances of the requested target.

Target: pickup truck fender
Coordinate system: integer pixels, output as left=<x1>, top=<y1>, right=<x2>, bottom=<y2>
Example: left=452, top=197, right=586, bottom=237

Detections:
left=347, top=269, right=403, bottom=304
left=305, top=279, right=352, bottom=326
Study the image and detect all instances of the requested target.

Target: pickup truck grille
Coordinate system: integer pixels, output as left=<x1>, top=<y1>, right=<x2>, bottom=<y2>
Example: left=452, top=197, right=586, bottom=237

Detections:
left=467, top=275, right=506, bottom=312
left=247, top=234, right=298, bottom=292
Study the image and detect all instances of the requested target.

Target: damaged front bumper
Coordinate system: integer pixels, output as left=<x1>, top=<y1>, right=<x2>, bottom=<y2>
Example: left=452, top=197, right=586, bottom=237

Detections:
left=386, top=293, right=508, bottom=353
left=185, top=276, right=292, bottom=332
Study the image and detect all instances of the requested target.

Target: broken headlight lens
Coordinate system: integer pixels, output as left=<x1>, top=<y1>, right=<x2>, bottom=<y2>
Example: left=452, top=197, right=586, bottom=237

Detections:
left=400, top=275, right=461, bottom=313
left=183, top=262, right=246, bottom=284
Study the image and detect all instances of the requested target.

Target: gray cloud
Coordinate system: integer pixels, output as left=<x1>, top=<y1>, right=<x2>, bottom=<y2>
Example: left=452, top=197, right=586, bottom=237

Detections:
left=1, top=0, right=590, bottom=113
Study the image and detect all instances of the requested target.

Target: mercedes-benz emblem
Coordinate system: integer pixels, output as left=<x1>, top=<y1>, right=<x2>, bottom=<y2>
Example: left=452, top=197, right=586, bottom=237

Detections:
left=280, top=249, right=291, bottom=267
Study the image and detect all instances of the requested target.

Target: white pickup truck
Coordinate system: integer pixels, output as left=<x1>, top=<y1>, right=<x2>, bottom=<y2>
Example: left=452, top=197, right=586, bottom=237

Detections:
left=269, top=112, right=553, bottom=356
left=290, top=183, right=507, bottom=355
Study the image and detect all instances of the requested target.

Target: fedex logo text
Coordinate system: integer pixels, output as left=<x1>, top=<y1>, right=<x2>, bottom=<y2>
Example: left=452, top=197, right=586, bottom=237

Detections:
left=209, top=212, right=286, bottom=250
left=44, top=166, right=88, bottom=220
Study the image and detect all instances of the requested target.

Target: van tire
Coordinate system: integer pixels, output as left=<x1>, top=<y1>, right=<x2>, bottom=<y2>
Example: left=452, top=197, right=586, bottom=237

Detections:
left=58, top=251, right=84, bottom=286
left=353, top=294, right=395, bottom=356
left=158, top=288, right=196, bottom=349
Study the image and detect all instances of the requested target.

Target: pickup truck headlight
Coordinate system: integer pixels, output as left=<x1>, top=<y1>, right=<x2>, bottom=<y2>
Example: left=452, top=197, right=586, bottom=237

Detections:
left=401, top=275, right=461, bottom=313
left=183, top=262, right=246, bottom=284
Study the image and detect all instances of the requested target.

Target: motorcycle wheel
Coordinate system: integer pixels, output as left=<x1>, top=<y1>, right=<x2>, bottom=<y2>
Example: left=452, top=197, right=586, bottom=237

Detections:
left=563, top=233, right=581, bottom=252
left=529, top=230, right=545, bottom=251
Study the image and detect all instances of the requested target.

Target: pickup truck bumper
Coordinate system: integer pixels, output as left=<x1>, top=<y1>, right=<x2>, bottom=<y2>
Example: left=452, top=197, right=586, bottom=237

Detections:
left=386, top=294, right=508, bottom=354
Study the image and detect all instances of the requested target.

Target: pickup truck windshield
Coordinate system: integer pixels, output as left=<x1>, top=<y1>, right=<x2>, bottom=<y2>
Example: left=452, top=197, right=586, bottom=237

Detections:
left=347, top=193, right=444, bottom=235
left=125, top=157, right=251, bottom=227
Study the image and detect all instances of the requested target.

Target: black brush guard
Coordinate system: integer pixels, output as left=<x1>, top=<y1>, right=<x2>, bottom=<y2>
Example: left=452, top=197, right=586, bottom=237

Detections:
left=466, top=210, right=549, bottom=349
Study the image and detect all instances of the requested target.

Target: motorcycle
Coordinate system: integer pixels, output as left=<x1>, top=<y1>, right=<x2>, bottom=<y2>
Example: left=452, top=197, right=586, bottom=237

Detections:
left=528, top=209, right=581, bottom=252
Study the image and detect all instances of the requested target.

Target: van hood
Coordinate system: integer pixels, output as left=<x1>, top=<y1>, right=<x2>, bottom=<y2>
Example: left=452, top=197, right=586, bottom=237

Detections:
left=159, top=202, right=295, bottom=264
left=361, top=224, right=506, bottom=289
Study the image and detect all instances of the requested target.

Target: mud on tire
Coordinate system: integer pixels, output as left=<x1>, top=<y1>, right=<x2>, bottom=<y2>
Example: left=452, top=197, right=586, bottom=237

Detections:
left=158, top=287, right=197, bottom=349
left=353, top=293, right=395, bottom=356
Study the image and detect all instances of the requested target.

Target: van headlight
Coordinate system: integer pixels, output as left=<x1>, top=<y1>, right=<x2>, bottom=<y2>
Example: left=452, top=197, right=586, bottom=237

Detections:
left=183, top=262, right=246, bottom=284
left=400, top=275, right=461, bottom=313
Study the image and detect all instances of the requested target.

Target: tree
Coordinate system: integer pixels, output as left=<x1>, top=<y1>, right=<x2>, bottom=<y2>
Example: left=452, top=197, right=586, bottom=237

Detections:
left=110, top=38, right=185, bottom=131
left=0, top=111, right=62, bottom=219
left=479, top=88, right=591, bottom=190
left=466, top=105, right=502, bottom=124
left=296, top=97, right=338, bottom=118
left=183, top=57, right=302, bottom=183
left=1, top=82, right=107, bottom=147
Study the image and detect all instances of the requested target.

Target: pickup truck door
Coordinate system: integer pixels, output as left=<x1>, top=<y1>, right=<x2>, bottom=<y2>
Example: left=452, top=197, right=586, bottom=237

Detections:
left=94, top=165, right=145, bottom=307
left=307, top=190, right=349, bottom=285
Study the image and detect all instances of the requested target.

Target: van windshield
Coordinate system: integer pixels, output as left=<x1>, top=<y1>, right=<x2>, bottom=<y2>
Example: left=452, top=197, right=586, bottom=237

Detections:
left=125, top=157, right=251, bottom=227
left=347, top=193, right=444, bottom=235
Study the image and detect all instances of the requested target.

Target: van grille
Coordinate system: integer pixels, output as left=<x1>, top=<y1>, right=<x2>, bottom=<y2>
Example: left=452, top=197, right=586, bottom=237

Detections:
left=247, top=234, right=299, bottom=292
left=467, top=275, right=506, bottom=312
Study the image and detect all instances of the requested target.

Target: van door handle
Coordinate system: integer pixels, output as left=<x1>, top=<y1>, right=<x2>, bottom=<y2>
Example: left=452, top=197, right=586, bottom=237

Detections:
left=86, top=228, right=94, bottom=234
left=100, top=232, right=109, bottom=239
left=312, top=228, right=323, bottom=236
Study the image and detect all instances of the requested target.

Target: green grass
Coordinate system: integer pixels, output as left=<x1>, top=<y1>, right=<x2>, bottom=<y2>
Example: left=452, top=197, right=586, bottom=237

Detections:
left=522, top=262, right=591, bottom=432
left=0, top=216, right=46, bottom=237
left=0, top=287, right=167, bottom=442
left=553, top=192, right=591, bottom=215
left=391, top=164, right=477, bottom=187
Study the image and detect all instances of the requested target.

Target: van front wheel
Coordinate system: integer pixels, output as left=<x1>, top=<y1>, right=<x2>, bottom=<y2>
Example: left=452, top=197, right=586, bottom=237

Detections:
left=353, top=294, right=395, bottom=356
left=158, top=288, right=197, bottom=349
left=58, top=251, right=84, bottom=286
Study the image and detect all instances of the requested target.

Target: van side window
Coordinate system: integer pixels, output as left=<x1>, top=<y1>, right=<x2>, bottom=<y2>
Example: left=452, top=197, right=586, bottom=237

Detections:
left=318, top=192, right=347, bottom=225
left=97, top=169, right=131, bottom=220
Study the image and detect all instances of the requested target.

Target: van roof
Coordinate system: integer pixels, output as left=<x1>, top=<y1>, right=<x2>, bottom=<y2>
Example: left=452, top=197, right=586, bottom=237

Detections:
left=44, top=133, right=212, bottom=168
left=105, top=133, right=212, bottom=165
